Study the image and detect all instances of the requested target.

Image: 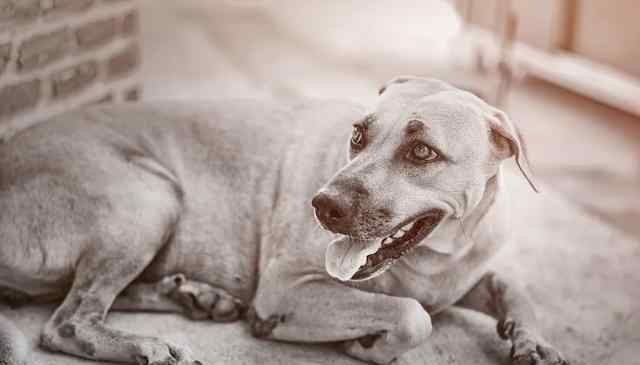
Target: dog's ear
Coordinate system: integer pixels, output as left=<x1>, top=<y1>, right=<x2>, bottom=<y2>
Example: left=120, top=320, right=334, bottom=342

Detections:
left=378, top=76, right=453, bottom=96
left=488, top=108, right=540, bottom=193
left=378, top=76, right=413, bottom=95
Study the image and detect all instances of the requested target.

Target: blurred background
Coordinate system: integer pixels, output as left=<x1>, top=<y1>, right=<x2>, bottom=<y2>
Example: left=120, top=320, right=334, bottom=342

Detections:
left=2, top=0, right=638, bottom=238
left=139, top=0, right=640, bottom=239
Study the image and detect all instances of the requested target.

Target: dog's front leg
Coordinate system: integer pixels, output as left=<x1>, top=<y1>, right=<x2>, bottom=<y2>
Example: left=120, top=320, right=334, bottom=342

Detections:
left=457, top=272, right=568, bottom=365
left=251, top=268, right=432, bottom=365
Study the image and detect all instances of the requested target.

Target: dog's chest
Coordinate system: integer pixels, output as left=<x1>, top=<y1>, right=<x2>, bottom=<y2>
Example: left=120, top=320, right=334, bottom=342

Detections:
left=353, top=251, right=487, bottom=312
left=394, top=271, right=471, bottom=311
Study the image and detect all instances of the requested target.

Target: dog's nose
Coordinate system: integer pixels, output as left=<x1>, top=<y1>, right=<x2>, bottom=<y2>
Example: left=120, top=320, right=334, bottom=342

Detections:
left=312, top=192, right=352, bottom=234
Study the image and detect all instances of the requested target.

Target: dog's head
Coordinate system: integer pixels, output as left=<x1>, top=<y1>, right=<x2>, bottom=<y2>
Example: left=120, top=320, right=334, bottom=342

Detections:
left=312, top=76, right=538, bottom=281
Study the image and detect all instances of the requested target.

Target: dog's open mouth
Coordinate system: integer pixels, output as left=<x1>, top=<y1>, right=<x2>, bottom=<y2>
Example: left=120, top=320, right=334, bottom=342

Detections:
left=352, top=209, right=444, bottom=280
left=325, top=209, right=444, bottom=281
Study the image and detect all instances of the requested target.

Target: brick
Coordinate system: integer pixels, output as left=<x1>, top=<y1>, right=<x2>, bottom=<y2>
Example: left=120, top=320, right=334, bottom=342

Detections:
left=76, top=18, right=116, bottom=49
left=0, top=79, right=40, bottom=119
left=51, top=61, right=97, bottom=98
left=124, top=86, right=139, bottom=101
left=121, top=11, right=138, bottom=35
left=0, top=43, right=10, bottom=74
left=44, top=0, right=94, bottom=15
left=107, top=44, right=138, bottom=78
left=18, top=29, right=69, bottom=71
left=0, top=0, right=40, bottom=24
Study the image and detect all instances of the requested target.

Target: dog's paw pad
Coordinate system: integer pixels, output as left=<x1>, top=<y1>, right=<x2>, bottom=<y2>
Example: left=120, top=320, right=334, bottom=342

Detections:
left=511, top=339, right=568, bottom=365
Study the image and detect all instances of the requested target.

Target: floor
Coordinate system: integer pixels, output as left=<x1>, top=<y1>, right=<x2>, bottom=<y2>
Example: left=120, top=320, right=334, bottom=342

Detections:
left=509, top=78, right=640, bottom=238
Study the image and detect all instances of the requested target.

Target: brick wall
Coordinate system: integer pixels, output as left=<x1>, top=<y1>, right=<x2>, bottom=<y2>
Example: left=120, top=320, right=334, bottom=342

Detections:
left=0, top=0, right=140, bottom=141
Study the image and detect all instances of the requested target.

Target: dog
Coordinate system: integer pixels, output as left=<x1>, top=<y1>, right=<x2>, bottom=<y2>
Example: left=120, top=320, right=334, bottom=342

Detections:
left=0, top=77, right=567, bottom=365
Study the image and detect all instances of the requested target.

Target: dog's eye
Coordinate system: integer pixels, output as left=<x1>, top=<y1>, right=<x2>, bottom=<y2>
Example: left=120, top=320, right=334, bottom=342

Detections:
left=408, top=143, right=439, bottom=163
left=351, top=126, right=365, bottom=149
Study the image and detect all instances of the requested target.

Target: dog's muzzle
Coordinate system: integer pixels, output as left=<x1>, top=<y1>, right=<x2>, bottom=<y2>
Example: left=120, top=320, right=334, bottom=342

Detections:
left=324, top=209, right=445, bottom=281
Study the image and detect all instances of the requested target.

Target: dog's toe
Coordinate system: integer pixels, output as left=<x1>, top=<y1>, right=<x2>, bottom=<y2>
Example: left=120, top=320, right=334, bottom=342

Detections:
left=134, top=340, right=199, bottom=365
left=211, top=296, right=241, bottom=322
left=170, top=280, right=244, bottom=322
left=157, top=274, right=187, bottom=294
left=510, top=337, right=568, bottom=365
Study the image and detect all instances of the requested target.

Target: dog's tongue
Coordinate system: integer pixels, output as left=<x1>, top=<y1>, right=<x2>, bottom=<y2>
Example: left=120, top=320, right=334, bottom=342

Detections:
left=325, top=236, right=381, bottom=281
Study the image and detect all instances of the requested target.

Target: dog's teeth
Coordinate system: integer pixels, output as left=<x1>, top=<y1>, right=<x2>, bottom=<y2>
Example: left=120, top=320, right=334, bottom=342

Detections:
left=391, top=231, right=403, bottom=239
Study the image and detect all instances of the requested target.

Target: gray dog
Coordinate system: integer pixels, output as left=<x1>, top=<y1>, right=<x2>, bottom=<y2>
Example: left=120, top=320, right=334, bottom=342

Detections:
left=0, top=77, right=566, bottom=365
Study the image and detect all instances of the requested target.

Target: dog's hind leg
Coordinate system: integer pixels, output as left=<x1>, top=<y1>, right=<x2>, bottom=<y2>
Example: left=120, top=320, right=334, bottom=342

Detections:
left=38, top=171, right=202, bottom=364
left=41, top=250, right=201, bottom=365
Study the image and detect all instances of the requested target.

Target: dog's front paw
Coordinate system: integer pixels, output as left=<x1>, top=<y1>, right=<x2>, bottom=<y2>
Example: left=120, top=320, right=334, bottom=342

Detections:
left=510, top=334, right=568, bottom=365
left=133, top=339, right=203, bottom=365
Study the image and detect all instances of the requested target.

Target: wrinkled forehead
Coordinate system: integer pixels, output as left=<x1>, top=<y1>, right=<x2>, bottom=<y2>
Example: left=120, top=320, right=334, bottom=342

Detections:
left=372, top=89, right=489, bottom=150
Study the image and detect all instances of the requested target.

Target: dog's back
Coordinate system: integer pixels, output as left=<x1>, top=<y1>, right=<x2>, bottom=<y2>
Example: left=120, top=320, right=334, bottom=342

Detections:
left=0, top=100, right=283, bottom=299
